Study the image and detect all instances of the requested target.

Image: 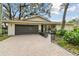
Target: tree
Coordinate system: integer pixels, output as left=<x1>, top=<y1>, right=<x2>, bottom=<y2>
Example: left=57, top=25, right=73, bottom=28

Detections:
left=2, top=3, right=53, bottom=20
left=68, top=19, right=76, bottom=23
left=3, top=3, right=12, bottom=20
left=0, top=3, right=2, bottom=35
left=19, top=4, right=21, bottom=20
left=61, top=3, right=69, bottom=29
left=38, top=3, right=52, bottom=17
left=2, top=3, right=18, bottom=20
left=19, top=3, right=53, bottom=18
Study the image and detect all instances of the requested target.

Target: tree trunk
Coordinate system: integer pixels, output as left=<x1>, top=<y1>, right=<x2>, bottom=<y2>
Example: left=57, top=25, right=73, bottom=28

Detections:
left=61, top=3, right=69, bottom=29
left=19, top=4, right=21, bottom=20
left=0, top=4, right=2, bottom=35
left=8, top=3, right=12, bottom=20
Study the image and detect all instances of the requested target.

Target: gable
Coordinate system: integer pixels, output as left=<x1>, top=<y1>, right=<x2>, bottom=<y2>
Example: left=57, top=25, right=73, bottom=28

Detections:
left=23, top=16, right=51, bottom=22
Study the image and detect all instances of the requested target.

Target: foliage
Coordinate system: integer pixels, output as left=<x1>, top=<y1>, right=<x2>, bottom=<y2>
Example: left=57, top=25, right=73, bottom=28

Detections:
left=64, top=28, right=79, bottom=45
left=56, top=29, right=67, bottom=36
left=0, top=34, right=9, bottom=41
left=2, top=28, right=8, bottom=34
left=56, top=27, right=79, bottom=46
left=2, top=3, right=53, bottom=20
left=56, top=38, right=79, bottom=55
left=40, top=32, right=48, bottom=38
left=0, top=4, right=2, bottom=35
left=0, top=28, right=8, bottom=36
left=56, top=38, right=68, bottom=48
left=68, top=19, right=76, bottom=23
left=0, top=28, right=2, bottom=35
left=0, top=4, right=1, bottom=17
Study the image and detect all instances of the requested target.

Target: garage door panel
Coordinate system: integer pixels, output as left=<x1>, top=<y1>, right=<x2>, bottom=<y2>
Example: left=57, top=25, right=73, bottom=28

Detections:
left=15, top=25, right=38, bottom=35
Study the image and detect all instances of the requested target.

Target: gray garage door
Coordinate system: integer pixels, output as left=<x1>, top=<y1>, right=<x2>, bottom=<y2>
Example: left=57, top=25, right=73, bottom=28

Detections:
left=15, top=25, right=38, bottom=35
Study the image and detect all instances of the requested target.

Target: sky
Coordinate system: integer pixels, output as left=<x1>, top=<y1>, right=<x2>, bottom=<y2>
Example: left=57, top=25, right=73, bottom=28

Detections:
left=2, top=3, right=79, bottom=22
left=48, top=3, right=79, bottom=22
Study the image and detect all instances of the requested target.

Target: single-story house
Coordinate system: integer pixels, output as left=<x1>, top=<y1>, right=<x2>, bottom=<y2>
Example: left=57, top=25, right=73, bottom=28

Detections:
left=2, top=15, right=74, bottom=36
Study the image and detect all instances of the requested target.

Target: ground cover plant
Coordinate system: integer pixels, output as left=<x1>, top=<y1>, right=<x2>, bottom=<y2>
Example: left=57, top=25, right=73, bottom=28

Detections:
left=55, top=27, right=79, bottom=55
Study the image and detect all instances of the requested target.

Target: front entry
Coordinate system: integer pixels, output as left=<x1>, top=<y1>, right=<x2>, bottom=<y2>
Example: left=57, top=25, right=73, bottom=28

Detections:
left=15, top=25, right=38, bottom=35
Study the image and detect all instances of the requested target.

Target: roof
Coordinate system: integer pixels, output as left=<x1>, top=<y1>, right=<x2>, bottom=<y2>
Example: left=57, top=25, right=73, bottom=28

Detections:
left=2, top=15, right=74, bottom=25
left=2, top=20, right=58, bottom=24
left=2, top=15, right=54, bottom=24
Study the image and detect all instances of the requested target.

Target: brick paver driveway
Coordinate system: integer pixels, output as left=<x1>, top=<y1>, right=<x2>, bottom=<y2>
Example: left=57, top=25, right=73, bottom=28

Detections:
left=0, top=34, right=73, bottom=56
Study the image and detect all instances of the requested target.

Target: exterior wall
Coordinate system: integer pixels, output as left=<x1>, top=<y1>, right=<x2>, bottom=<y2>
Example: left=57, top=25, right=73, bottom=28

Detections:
left=64, top=25, right=74, bottom=31
left=56, top=24, right=74, bottom=31
left=7, top=16, right=51, bottom=35
left=38, top=24, right=41, bottom=32
left=7, top=22, right=74, bottom=36
left=8, top=23, right=42, bottom=35
left=56, top=25, right=61, bottom=30
left=8, top=23, right=15, bottom=36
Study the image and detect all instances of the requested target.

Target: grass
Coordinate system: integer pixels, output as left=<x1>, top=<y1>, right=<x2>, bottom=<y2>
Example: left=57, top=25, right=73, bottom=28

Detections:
left=0, top=34, right=9, bottom=41
left=0, top=28, right=9, bottom=41
left=0, top=28, right=2, bottom=34
left=55, top=36, right=79, bottom=56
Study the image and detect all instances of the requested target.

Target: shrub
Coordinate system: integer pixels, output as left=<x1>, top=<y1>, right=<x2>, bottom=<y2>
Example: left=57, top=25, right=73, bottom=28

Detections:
left=56, top=29, right=67, bottom=36
left=64, top=28, right=79, bottom=45
left=57, top=39, right=68, bottom=47
left=2, top=29, right=8, bottom=34
left=40, top=32, right=48, bottom=38
left=73, top=27, right=79, bottom=33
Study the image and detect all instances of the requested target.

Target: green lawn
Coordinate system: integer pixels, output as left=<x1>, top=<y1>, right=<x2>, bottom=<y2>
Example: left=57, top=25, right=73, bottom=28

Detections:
left=0, top=28, right=1, bottom=32
left=55, top=37, right=79, bottom=56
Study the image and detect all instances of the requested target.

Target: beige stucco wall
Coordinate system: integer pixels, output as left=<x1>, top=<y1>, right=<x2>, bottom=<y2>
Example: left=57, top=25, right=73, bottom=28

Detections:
left=56, top=24, right=74, bottom=31
left=7, top=16, right=49, bottom=36
left=8, top=23, right=15, bottom=35
left=7, top=16, right=74, bottom=35
left=8, top=23, right=74, bottom=36
left=23, top=16, right=49, bottom=22
left=38, top=24, right=41, bottom=32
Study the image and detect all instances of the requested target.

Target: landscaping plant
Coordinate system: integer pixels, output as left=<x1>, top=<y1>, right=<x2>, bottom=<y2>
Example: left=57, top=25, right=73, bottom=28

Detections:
left=56, top=27, right=79, bottom=45
left=64, top=27, right=79, bottom=45
left=56, top=29, right=67, bottom=36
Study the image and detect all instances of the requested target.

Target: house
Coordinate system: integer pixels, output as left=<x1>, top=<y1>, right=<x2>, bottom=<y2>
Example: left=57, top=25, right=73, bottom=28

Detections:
left=2, top=15, right=74, bottom=36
